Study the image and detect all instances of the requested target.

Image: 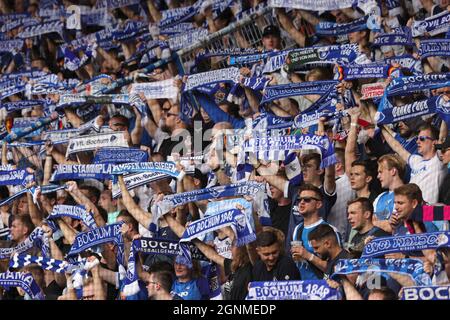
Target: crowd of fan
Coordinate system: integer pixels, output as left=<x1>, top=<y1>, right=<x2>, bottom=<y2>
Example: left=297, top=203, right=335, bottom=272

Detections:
left=0, top=0, right=449, bottom=301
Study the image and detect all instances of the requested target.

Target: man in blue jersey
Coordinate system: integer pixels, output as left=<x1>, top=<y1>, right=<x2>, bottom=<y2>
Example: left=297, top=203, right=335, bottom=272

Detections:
left=290, top=184, right=341, bottom=280
left=372, top=154, right=405, bottom=233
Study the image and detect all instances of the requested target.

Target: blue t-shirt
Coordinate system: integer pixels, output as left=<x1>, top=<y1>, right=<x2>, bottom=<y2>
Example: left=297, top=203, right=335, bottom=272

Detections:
left=171, top=278, right=210, bottom=300
left=292, top=219, right=341, bottom=280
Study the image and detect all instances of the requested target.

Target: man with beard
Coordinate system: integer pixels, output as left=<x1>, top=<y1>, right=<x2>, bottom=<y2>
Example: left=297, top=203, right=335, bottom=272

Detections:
left=308, top=224, right=351, bottom=279
left=156, top=102, right=192, bottom=159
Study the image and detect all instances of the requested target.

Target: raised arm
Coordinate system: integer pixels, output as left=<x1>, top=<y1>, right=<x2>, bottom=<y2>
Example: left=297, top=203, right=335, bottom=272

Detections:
left=344, top=107, right=361, bottom=177
left=118, top=175, right=152, bottom=228
left=65, top=181, right=105, bottom=227
left=381, top=126, right=411, bottom=163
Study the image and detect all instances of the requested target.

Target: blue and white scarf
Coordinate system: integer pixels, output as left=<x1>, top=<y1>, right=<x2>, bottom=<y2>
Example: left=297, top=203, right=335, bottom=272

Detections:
left=244, top=134, right=336, bottom=168
left=336, top=63, right=396, bottom=80
left=93, top=147, right=148, bottom=164
left=0, top=169, right=34, bottom=186
left=50, top=164, right=114, bottom=182
left=0, top=188, right=28, bottom=207
left=261, top=80, right=337, bottom=104
left=2, top=100, right=48, bottom=113
left=412, top=11, right=450, bottom=37
left=122, top=236, right=209, bottom=297
left=376, top=95, right=448, bottom=125
left=401, top=285, right=450, bottom=300
left=151, top=182, right=266, bottom=231
left=158, top=23, right=196, bottom=36
left=94, top=0, right=141, bottom=10
left=0, top=78, right=26, bottom=100
left=331, top=258, right=432, bottom=286
left=362, top=232, right=450, bottom=259
left=262, top=50, right=291, bottom=74
left=373, top=27, right=413, bottom=47
left=240, top=76, right=271, bottom=91
left=168, top=28, right=209, bottom=51
left=0, top=272, right=45, bottom=300
left=66, top=132, right=128, bottom=157
left=112, top=172, right=170, bottom=199
left=246, top=280, right=341, bottom=300
left=9, top=253, right=76, bottom=274
left=48, top=205, right=97, bottom=230
left=0, top=39, right=24, bottom=52
left=184, top=67, right=241, bottom=92
left=12, top=117, right=43, bottom=138
left=205, top=199, right=257, bottom=234
left=385, top=73, right=450, bottom=97
left=316, top=15, right=380, bottom=36
left=133, top=237, right=208, bottom=261
left=159, top=1, right=202, bottom=28
left=229, top=51, right=273, bottom=66
left=67, top=222, right=125, bottom=266
left=0, top=227, right=49, bottom=259
left=17, top=19, right=64, bottom=39
left=268, top=0, right=355, bottom=11
left=384, top=54, right=423, bottom=74
left=419, top=39, right=450, bottom=59
left=180, top=208, right=256, bottom=248
left=130, top=78, right=179, bottom=100
left=286, top=44, right=359, bottom=71
left=111, top=162, right=184, bottom=180
left=63, top=42, right=97, bottom=71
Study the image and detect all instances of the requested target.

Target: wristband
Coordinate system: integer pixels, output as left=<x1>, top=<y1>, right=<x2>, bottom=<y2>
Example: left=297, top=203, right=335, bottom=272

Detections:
left=350, top=123, right=358, bottom=127
left=308, top=254, right=314, bottom=262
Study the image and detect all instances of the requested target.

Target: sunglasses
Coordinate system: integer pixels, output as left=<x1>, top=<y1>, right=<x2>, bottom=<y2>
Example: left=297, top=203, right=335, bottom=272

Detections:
left=299, top=197, right=320, bottom=203
left=417, top=136, right=433, bottom=142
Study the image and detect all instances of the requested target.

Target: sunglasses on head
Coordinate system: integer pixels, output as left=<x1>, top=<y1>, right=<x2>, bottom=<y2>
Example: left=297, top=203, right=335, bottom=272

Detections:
left=417, top=136, right=433, bottom=142
left=299, top=197, right=320, bottom=203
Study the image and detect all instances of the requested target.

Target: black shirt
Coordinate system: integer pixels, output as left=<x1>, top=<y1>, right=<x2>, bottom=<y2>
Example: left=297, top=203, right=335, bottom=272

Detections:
left=223, top=258, right=253, bottom=300
left=439, top=173, right=450, bottom=205
left=268, top=198, right=292, bottom=238
left=252, top=255, right=301, bottom=282
left=325, top=249, right=352, bottom=278
left=349, top=227, right=390, bottom=258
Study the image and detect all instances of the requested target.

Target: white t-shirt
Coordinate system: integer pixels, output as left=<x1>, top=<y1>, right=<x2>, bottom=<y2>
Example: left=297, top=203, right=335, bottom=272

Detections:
left=408, top=153, right=446, bottom=203
left=328, top=174, right=355, bottom=239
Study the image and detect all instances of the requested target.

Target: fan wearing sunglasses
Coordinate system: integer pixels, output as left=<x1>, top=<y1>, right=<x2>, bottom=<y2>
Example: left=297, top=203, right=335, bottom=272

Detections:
left=290, top=184, right=342, bottom=280
left=381, top=123, right=446, bottom=204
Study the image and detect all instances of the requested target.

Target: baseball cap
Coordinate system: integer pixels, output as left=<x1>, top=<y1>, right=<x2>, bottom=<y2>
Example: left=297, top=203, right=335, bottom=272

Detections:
left=436, top=136, right=450, bottom=150
left=262, top=25, right=281, bottom=38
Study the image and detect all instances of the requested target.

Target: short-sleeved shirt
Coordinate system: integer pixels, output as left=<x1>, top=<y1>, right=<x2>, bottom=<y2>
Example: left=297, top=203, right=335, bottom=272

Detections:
left=285, top=184, right=337, bottom=252
left=349, top=227, right=390, bottom=258
left=292, top=219, right=341, bottom=280
left=324, top=249, right=352, bottom=279
left=408, top=154, right=446, bottom=203
left=171, top=277, right=210, bottom=300
left=251, top=255, right=301, bottom=282
left=223, top=258, right=253, bottom=300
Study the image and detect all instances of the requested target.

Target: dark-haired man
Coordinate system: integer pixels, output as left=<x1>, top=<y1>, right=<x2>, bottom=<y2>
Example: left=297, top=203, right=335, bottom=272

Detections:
left=308, top=224, right=351, bottom=278
left=290, top=184, right=341, bottom=280
left=252, top=230, right=300, bottom=281
left=347, top=198, right=389, bottom=257
left=147, top=270, right=182, bottom=300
